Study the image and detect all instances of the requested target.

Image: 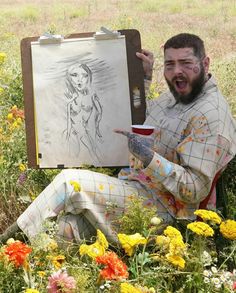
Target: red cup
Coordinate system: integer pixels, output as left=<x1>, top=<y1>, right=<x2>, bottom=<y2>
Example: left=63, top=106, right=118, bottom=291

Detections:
left=131, top=124, right=155, bottom=136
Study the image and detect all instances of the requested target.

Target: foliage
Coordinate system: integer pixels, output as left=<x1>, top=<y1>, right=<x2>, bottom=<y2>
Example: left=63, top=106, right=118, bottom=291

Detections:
left=0, top=204, right=235, bottom=292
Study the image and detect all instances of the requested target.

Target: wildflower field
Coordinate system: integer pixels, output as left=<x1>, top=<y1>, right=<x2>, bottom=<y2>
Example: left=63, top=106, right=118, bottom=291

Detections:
left=0, top=0, right=236, bottom=292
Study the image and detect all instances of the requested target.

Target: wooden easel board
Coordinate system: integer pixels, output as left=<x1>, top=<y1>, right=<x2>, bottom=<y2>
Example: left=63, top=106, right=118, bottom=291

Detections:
left=21, top=29, right=146, bottom=168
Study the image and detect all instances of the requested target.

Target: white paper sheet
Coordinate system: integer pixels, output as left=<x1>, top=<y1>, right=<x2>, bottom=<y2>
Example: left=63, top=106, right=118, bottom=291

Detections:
left=31, top=36, right=131, bottom=168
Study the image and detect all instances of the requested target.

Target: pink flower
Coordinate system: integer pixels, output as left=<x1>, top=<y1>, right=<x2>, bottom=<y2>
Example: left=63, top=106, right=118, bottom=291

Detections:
left=233, top=281, right=236, bottom=290
left=47, top=270, right=76, bottom=293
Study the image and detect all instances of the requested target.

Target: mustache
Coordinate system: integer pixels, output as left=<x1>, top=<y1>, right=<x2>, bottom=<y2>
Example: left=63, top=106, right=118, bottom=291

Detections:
left=172, top=75, right=187, bottom=83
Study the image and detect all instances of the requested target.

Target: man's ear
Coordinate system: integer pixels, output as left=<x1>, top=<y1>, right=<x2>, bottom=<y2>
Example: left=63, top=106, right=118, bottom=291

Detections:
left=203, top=56, right=210, bottom=74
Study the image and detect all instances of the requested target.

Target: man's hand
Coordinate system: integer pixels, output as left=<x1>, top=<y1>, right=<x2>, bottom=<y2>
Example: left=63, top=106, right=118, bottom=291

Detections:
left=114, top=129, right=154, bottom=167
left=136, top=49, right=154, bottom=80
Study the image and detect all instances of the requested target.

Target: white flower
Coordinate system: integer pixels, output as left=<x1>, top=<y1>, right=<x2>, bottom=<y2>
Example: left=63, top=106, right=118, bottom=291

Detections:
left=233, top=269, right=236, bottom=276
left=211, top=266, right=218, bottom=274
left=202, top=250, right=212, bottom=266
left=204, top=277, right=210, bottom=283
left=211, top=277, right=222, bottom=289
left=150, top=216, right=162, bottom=226
left=220, top=274, right=227, bottom=283
left=203, top=270, right=212, bottom=277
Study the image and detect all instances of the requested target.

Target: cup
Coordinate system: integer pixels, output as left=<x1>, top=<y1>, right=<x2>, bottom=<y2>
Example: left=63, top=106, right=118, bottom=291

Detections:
left=129, top=124, right=155, bottom=178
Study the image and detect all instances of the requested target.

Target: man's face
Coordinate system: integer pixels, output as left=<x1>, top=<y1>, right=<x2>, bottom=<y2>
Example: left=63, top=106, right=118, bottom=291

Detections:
left=164, top=47, right=209, bottom=104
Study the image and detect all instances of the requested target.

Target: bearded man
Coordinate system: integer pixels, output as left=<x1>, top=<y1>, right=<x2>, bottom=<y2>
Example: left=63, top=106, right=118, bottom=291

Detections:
left=1, top=33, right=236, bottom=245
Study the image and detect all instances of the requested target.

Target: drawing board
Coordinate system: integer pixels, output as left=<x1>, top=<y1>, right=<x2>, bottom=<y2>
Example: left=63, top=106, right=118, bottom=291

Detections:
left=21, top=29, right=146, bottom=168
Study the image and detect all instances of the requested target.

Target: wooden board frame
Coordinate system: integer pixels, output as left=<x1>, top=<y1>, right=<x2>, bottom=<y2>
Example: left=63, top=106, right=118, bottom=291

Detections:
left=21, top=29, right=146, bottom=168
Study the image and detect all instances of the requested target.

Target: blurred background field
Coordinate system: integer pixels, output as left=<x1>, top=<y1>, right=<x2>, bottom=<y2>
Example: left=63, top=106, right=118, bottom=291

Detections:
left=0, top=0, right=236, bottom=231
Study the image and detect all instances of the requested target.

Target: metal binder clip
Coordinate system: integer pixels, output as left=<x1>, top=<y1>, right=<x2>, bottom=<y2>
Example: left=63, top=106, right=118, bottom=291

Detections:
left=38, top=33, right=64, bottom=44
left=93, top=27, right=121, bottom=40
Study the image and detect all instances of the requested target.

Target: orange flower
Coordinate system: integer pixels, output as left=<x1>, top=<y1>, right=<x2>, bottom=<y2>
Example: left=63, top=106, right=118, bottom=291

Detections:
left=96, top=251, right=128, bottom=280
left=4, top=240, right=32, bottom=267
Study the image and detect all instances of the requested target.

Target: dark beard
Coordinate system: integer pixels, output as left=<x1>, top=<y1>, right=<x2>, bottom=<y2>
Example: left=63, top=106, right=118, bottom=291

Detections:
left=165, top=65, right=206, bottom=104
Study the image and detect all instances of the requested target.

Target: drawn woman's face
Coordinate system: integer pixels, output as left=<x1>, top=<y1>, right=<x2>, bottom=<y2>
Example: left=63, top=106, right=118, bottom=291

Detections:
left=68, top=66, right=90, bottom=91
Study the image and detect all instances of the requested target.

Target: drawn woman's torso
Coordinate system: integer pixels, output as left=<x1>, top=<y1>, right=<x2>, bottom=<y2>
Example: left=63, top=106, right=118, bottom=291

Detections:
left=69, top=91, right=96, bottom=137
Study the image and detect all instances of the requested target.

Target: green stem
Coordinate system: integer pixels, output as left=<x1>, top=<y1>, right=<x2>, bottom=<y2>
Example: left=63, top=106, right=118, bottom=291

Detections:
left=218, top=241, right=236, bottom=270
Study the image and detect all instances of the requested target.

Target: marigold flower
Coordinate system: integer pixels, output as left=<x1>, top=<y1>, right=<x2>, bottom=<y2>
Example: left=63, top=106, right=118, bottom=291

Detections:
left=166, top=253, right=185, bottom=269
left=69, top=180, right=81, bottom=192
left=96, top=251, right=129, bottom=280
left=47, top=270, right=76, bottom=293
left=164, top=226, right=183, bottom=239
left=52, top=254, right=66, bottom=270
left=4, top=240, right=32, bottom=267
left=187, top=221, right=214, bottom=237
left=194, top=209, right=222, bottom=224
left=118, top=233, right=147, bottom=256
left=120, top=282, right=142, bottom=293
left=79, top=229, right=108, bottom=259
left=220, top=220, right=236, bottom=240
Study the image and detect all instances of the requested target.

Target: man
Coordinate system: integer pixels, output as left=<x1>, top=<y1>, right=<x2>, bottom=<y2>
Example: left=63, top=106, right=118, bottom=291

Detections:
left=1, top=33, right=236, bottom=245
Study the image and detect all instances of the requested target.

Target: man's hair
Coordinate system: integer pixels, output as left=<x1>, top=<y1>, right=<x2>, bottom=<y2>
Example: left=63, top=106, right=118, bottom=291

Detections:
left=164, top=33, right=206, bottom=59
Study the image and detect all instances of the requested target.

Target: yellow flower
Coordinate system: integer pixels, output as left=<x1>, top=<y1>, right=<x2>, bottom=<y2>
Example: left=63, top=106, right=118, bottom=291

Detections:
left=79, top=241, right=105, bottom=259
left=97, top=229, right=108, bottom=249
left=169, top=237, right=186, bottom=256
left=187, top=221, right=214, bottom=237
left=0, top=52, right=6, bottom=64
left=166, top=253, right=185, bottom=269
left=52, top=254, right=65, bottom=269
left=38, top=270, right=46, bottom=278
left=10, top=121, right=20, bottom=130
left=79, top=229, right=108, bottom=259
left=118, top=233, right=147, bottom=256
left=220, top=220, right=236, bottom=240
left=155, top=235, right=170, bottom=249
left=120, top=283, right=142, bottom=293
left=7, top=113, right=13, bottom=121
left=24, top=289, right=40, bottom=293
left=19, top=163, right=26, bottom=172
left=69, top=180, right=81, bottom=192
left=164, top=226, right=183, bottom=239
left=194, top=209, right=222, bottom=224
left=16, top=117, right=23, bottom=125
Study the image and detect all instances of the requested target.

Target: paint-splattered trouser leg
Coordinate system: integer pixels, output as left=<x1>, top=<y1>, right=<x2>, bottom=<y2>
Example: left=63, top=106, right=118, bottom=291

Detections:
left=17, top=169, right=172, bottom=244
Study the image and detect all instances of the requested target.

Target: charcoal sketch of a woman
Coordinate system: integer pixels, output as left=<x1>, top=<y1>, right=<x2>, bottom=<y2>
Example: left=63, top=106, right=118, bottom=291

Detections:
left=63, top=63, right=103, bottom=163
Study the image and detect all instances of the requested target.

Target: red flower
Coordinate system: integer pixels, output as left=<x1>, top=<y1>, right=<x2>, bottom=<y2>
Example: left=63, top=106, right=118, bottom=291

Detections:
left=96, top=251, right=128, bottom=280
left=4, top=240, right=32, bottom=267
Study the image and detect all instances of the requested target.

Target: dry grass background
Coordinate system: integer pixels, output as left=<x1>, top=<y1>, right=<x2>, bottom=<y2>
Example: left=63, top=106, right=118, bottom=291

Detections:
left=1, top=0, right=236, bottom=100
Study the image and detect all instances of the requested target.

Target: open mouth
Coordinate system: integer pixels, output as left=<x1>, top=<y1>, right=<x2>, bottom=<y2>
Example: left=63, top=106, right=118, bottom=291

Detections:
left=175, top=79, right=188, bottom=91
